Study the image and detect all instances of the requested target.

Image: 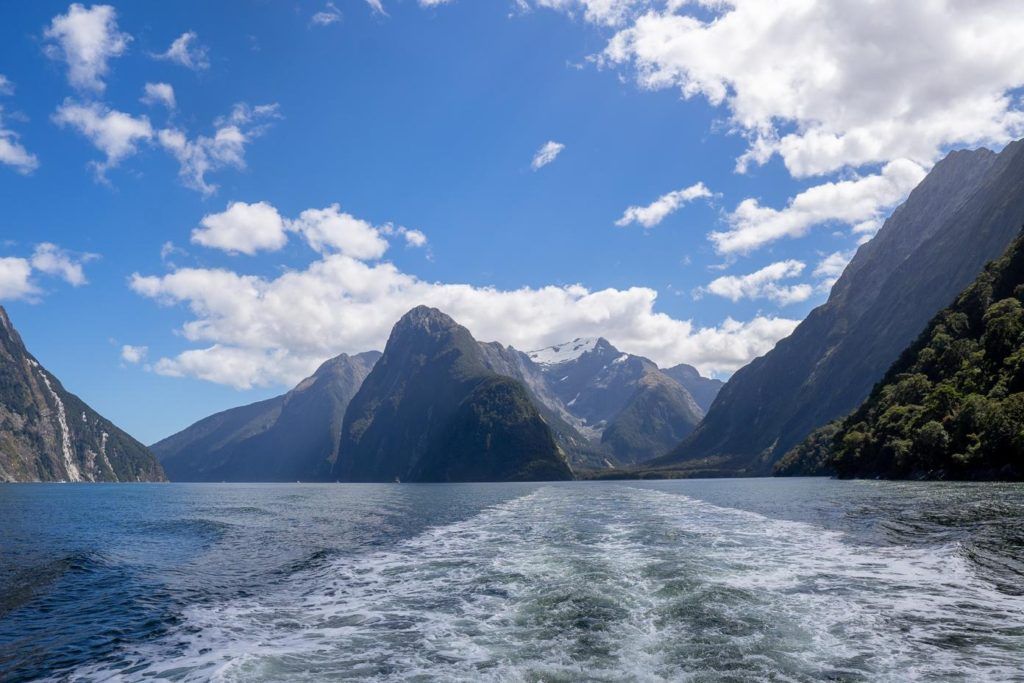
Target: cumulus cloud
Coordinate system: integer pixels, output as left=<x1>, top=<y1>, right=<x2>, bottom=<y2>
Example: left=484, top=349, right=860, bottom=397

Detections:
left=157, top=102, right=279, bottom=195
left=312, top=2, right=343, bottom=24
left=131, top=250, right=797, bottom=389
left=189, top=201, right=407, bottom=260
left=531, top=140, right=565, bottom=170
left=43, top=3, right=130, bottom=92
left=616, top=181, right=711, bottom=228
left=401, top=228, right=428, bottom=248
left=0, top=79, right=38, bottom=174
left=141, top=82, right=175, bottom=109
left=711, top=159, right=926, bottom=255
left=52, top=100, right=153, bottom=179
left=290, top=205, right=391, bottom=259
left=154, top=31, right=210, bottom=70
left=30, top=243, right=95, bottom=286
left=700, top=260, right=812, bottom=306
left=191, top=201, right=288, bottom=255
left=0, top=258, right=36, bottom=301
left=121, top=344, right=148, bottom=364
left=0, top=243, right=96, bottom=301
left=602, top=1, right=1024, bottom=178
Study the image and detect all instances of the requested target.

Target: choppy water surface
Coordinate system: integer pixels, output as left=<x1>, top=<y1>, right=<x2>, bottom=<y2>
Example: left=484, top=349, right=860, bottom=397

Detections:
left=1, top=479, right=1023, bottom=681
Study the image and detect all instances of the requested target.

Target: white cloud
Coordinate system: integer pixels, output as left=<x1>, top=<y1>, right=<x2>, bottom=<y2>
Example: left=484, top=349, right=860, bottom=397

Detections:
left=131, top=251, right=798, bottom=389
left=313, top=2, right=343, bottom=24
left=710, top=159, right=926, bottom=255
left=157, top=102, right=279, bottom=195
left=190, top=201, right=405, bottom=260
left=121, top=344, right=148, bottom=364
left=813, top=250, right=854, bottom=280
left=0, top=243, right=96, bottom=301
left=141, top=82, right=175, bottom=109
left=43, top=3, right=130, bottom=92
left=365, top=0, right=388, bottom=13
left=155, top=31, right=209, bottom=71
left=532, top=0, right=644, bottom=27
left=30, top=243, right=94, bottom=286
left=401, top=228, right=428, bottom=248
left=602, top=1, right=1024, bottom=178
left=616, top=181, right=711, bottom=228
left=0, top=75, right=12, bottom=96
left=812, top=249, right=855, bottom=291
left=531, top=140, right=565, bottom=170
left=0, top=106, right=39, bottom=175
left=290, top=205, right=390, bottom=260
left=700, top=259, right=812, bottom=306
left=0, top=258, right=36, bottom=301
left=52, top=100, right=153, bottom=179
left=191, top=201, right=289, bottom=255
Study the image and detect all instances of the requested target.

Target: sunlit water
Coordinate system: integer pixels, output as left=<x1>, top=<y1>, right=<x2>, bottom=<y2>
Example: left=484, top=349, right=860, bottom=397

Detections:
left=1, top=479, right=1023, bottom=681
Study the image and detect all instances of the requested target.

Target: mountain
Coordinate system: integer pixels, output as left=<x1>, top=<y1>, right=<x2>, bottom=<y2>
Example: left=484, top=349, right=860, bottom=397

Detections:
left=152, top=351, right=380, bottom=481
left=779, top=228, right=1024, bottom=480
left=527, top=338, right=704, bottom=464
left=334, top=306, right=572, bottom=482
left=0, top=307, right=164, bottom=482
left=659, top=143, right=1024, bottom=474
left=477, top=342, right=611, bottom=469
left=661, top=363, right=724, bottom=413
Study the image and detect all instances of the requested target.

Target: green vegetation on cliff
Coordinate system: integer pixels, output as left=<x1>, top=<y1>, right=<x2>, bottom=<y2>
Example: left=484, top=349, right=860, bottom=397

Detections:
left=780, top=229, right=1024, bottom=480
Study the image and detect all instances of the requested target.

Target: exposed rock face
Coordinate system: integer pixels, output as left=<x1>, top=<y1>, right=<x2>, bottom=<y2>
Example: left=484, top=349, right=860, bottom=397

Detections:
left=0, top=306, right=165, bottom=482
left=661, top=144, right=1024, bottom=474
left=152, top=351, right=380, bottom=481
left=335, top=307, right=572, bottom=482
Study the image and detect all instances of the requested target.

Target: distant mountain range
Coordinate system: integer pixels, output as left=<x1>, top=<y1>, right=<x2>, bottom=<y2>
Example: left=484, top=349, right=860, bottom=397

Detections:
left=153, top=311, right=721, bottom=482
left=0, top=307, right=164, bottom=482
left=656, top=142, right=1024, bottom=476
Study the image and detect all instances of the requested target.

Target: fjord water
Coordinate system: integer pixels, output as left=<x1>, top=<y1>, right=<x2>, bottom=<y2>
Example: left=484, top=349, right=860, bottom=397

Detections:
left=1, top=480, right=1022, bottom=681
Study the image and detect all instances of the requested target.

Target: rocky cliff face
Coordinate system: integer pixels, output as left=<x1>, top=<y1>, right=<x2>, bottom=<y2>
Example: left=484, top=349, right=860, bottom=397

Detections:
left=661, top=144, right=1024, bottom=474
left=335, top=307, right=572, bottom=482
left=152, top=351, right=380, bottom=481
left=0, top=307, right=164, bottom=482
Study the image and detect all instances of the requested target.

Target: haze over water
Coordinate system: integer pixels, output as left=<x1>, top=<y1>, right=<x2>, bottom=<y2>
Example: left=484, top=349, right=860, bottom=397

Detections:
left=2, top=479, right=1023, bottom=681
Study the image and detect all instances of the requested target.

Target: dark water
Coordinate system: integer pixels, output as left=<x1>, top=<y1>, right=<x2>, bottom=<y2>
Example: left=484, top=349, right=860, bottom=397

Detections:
left=1, top=479, right=1023, bottom=681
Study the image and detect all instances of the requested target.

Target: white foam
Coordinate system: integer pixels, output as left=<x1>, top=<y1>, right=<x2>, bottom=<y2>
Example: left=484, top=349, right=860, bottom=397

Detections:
left=69, top=485, right=1024, bottom=682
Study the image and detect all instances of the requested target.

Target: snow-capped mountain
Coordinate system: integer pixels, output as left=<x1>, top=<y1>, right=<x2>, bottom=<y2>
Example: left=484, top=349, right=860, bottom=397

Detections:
left=527, top=337, right=710, bottom=464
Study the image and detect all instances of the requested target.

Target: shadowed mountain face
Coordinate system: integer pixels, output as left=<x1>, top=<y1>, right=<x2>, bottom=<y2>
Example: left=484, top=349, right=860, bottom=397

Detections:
left=0, top=307, right=164, bottom=482
left=527, top=338, right=705, bottom=464
left=661, top=143, right=1024, bottom=474
left=779, top=229, right=1024, bottom=480
left=335, top=307, right=572, bottom=482
left=152, top=351, right=380, bottom=482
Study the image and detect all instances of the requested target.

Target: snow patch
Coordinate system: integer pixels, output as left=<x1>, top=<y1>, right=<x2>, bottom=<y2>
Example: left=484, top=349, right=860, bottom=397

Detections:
left=527, top=337, right=599, bottom=367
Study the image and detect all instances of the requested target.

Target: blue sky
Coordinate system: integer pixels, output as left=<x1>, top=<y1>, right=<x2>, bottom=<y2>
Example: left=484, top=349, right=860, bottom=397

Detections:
left=2, top=1, right=1023, bottom=443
